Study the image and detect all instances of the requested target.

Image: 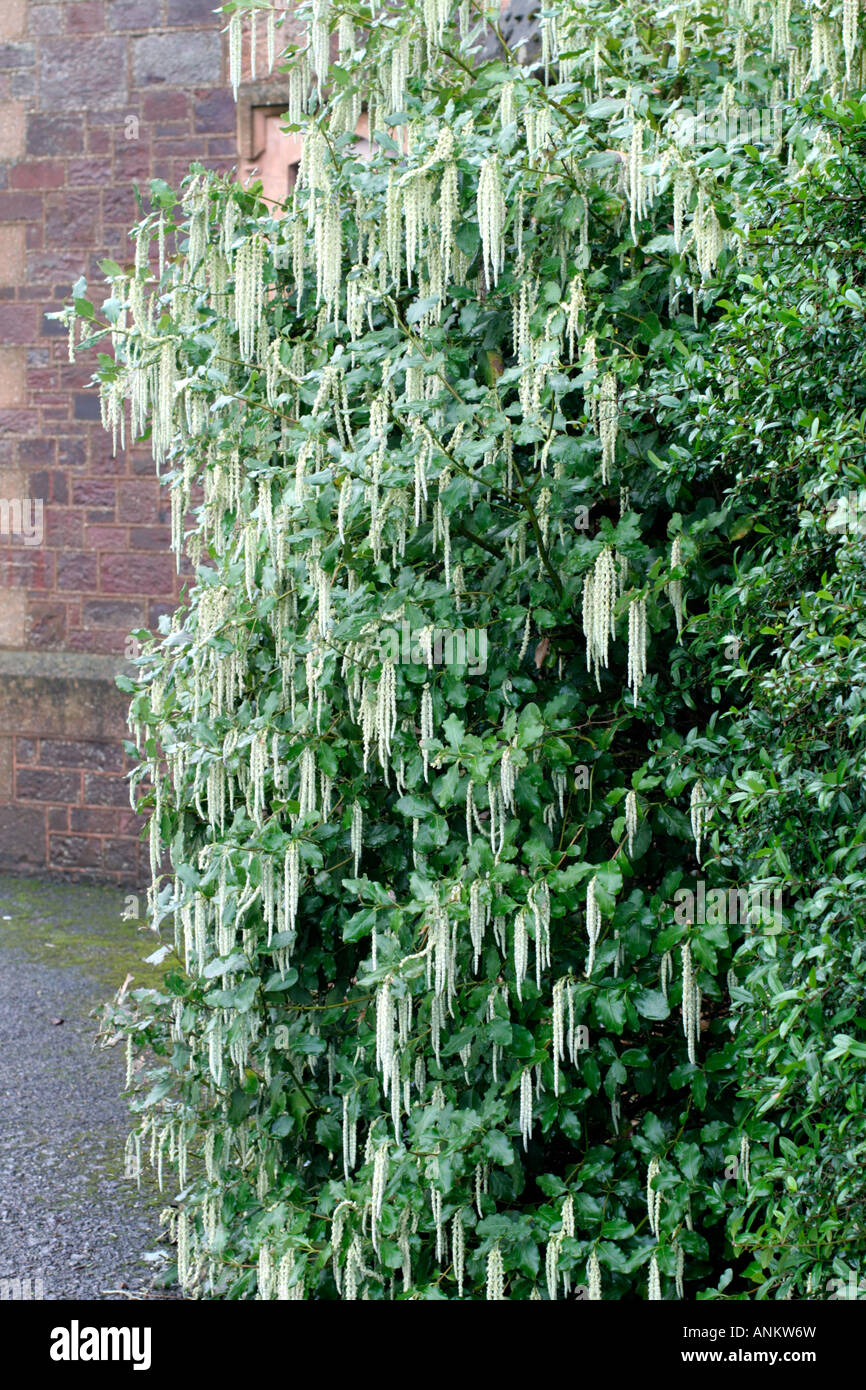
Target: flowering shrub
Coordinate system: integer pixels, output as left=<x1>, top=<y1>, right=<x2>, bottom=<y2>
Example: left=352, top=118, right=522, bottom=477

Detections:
left=69, top=0, right=864, bottom=1298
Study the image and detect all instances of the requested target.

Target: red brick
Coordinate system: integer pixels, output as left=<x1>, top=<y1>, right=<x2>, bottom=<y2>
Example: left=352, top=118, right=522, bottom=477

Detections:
left=84, top=771, right=129, bottom=806
left=166, top=0, right=219, bottom=24
left=73, top=392, right=101, bottom=421
left=0, top=805, right=46, bottom=871
left=103, top=837, right=138, bottom=873
left=71, top=807, right=138, bottom=835
left=29, top=368, right=61, bottom=390
left=17, top=767, right=81, bottom=802
left=27, top=115, right=84, bottom=157
left=112, top=1, right=157, bottom=33
left=101, top=185, right=138, bottom=225
left=130, top=525, right=170, bottom=550
left=0, top=548, right=54, bottom=588
left=29, top=470, right=53, bottom=501
left=193, top=89, right=234, bottom=133
left=0, top=191, right=43, bottom=220
left=100, top=551, right=174, bottom=594
left=67, top=627, right=129, bottom=655
left=0, top=303, right=38, bottom=342
left=17, top=437, right=55, bottom=465
left=68, top=158, right=115, bottom=187
left=67, top=3, right=105, bottom=33
left=72, top=477, right=115, bottom=507
left=148, top=600, right=175, bottom=628
left=56, top=551, right=98, bottom=588
left=116, top=480, right=161, bottom=523
left=41, top=739, right=126, bottom=771
left=44, top=508, right=83, bottom=548
left=142, top=92, right=189, bottom=122
left=0, top=407, right=40, bottom=432
left=84, top=524, right=127, bottom=549
left=114, top=144, right=152, bottom=182
left=83, top=598, right=144, bottom=626
left=87, top=128, right=112, bottom=155
left=9, top=161, right=66, bottom=190
left=49, top=833, right=102, bottom=868
left=57, top=437, right=86, bottom=468
left=45, top=190, right=100, bottom=245
left=40, top=39, right=126, bottom=112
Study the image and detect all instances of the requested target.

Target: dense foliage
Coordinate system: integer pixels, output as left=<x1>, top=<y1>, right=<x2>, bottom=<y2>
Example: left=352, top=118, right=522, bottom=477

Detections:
left=654, top=103, right=866, bottom=1298
left=66, top=0, right=865, bottom=1299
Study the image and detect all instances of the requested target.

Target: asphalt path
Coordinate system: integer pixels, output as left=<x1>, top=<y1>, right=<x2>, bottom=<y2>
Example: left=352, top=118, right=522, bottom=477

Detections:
left=0, top=879, right=176, bottom=1301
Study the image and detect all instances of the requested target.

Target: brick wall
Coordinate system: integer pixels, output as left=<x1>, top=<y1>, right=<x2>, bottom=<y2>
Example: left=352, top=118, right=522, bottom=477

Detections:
left=0, top=650, right=137, bottom=877
left=0, top=0, right=288, bottom=884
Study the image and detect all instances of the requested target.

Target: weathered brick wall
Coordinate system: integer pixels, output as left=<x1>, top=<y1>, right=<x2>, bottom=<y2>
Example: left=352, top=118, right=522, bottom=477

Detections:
left=0, top=0, right=247, bottom=884
left=0, top=650, right=136, bottom=876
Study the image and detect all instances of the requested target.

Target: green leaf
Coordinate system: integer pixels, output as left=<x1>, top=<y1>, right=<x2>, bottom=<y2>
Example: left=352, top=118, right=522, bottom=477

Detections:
left=634, top=989, right=670, bottom=1021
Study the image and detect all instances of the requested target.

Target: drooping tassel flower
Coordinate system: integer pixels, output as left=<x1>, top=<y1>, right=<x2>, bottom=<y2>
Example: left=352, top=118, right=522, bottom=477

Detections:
left=486, top=1243, right=506, bottom=1300
left=477, top=154, right=506, bottom=288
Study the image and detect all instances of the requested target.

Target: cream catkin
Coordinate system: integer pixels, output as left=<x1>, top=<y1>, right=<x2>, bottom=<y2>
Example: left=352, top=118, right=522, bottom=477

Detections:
left=690, top=779, right=706, bottom=862
left=351, top=799, right=364, bottom=875
left=477, top=153, right=506, bottom=288
left=235, top=234, right=265, bottom=362
left=552, top=977, right=567, bottom=1096
left=739, top=1135, right=751, bottom=1187
left=625, top=789, right=639, bottom=856
left=669, top=535, right=685, bottom=637
left=452, top=1209, right=466, bottom=1296
left=519, top=1067, right=534, bottom=1149
left=585, top=875, right=601, bottom=977
left=486, top=1243, right=506, bottom=1300
left=228, top=12, right=242, bottom=99
left=420, top=683, right=434, bottom=780
left=583, top=545, right=618, bottom=688
left=681, top=941, right=700, bottom=1064
left=587, top=1250, right=602, bottom=1300
left=648, top=1252, right=662, bottom=1300
left=627, top=596, right=647, bottom=703
left=646, top=1156, right=662, bottom=1237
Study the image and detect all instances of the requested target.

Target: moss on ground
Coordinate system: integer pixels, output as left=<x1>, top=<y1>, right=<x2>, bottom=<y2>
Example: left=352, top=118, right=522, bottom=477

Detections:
left=0, top=874, right=173, bottom=998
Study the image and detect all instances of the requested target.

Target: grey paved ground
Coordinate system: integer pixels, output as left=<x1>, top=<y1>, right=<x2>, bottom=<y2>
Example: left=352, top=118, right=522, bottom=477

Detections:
left=0, top=876, right=177, bottom=1301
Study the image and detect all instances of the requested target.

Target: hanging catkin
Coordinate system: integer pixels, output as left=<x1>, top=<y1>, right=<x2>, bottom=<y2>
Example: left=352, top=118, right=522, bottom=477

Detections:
left=843, top=0, right=859, bottom=83
left=598, top=373, right=618, bottom=483
left=681, top=941, right=700, bottom=1064
left=585, top=876, right=601, bottom=976
left=689, top=779, right=706, bottom=863
left=625, top=789, right=638, bottom=856
left=477, top=153, right=506, bottom=287
left=646, top=1156, right=662, bottom=1237
left=229, top=11, right=242, bottom=99
left=235, top=234, right=265, bottom=362
left=668, top=535, right=685, bottom=637
left=627, top=596, right=647, bottom=703
left=648, top=1252, right=662, bottom=1300
left=486, top=1244, right=505, bottom=1300
left=583, top=546, right=618, bottom=688
left=739, top=1135, right=751, bottom=1187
